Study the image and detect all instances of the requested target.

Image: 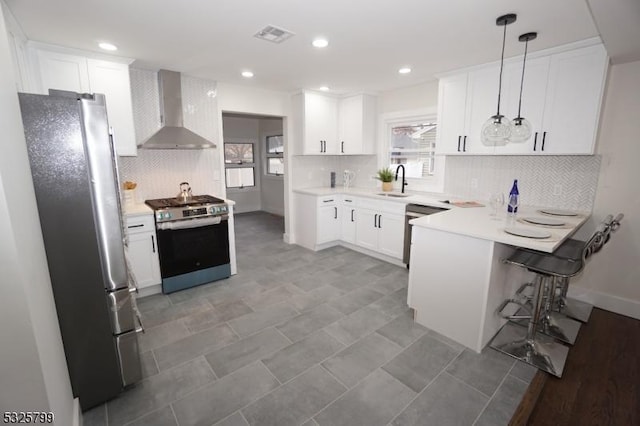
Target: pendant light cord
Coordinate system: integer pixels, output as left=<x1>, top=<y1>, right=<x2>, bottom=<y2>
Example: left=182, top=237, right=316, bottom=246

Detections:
left=496, top=21, right=507, bottom=116
left=516, top=39, right=529, bottom=119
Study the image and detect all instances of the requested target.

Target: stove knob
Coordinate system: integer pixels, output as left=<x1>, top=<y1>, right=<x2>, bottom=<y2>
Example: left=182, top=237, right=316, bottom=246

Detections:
left=166, top=212, right=172, bottom=219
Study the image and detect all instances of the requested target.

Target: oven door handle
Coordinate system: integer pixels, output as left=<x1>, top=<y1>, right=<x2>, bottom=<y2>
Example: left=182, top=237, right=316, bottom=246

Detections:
left=156, top=215, right=228, bottom=230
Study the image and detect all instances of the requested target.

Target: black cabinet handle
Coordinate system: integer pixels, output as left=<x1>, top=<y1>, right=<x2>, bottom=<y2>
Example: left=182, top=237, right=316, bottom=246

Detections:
left=127, top=224, right=144, bottom=229
left=151, top=235, right=156, bottom=253
left=320, top=140, right=323, bottom=153
left=378, top=215, right=382, bottom=228
left=334, top=206, right=337, bottom=219
left=374, top=214, right=378, bottom=228
left=341, top=141, right=344, bottom=153
left=533, top=132, right=538, bottom=151
left=323, top=199, right=334, bottom=203
left=542, top=132, right=547, bottom=151
left=457, top=136, right=461, bottom=152
left=351, top=209, right=354, bottom=222
left=463, top=136, right=467, bottom=152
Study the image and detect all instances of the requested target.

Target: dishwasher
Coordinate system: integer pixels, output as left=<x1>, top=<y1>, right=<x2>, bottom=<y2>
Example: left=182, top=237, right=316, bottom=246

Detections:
left=404, top=203, right=447, bottom=266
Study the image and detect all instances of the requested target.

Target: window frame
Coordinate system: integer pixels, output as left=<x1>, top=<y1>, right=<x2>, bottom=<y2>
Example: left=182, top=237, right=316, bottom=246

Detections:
left=224, top=141, right=256, bottom=189
left=379, top=109, right=445, bottom=193
left=265, top=134, right=284, bottom=177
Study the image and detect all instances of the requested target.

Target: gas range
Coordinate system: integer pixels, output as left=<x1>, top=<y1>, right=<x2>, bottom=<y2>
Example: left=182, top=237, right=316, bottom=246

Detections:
left=145, top=195, right=229, bottom=223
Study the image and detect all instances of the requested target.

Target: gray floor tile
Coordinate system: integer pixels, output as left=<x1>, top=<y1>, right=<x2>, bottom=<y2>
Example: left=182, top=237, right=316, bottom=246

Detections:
left=330, top=271, right=380, bottom=292
left=445, top=348, right=515, bottom=396
left=367, top=272, right=408, bottom=295
left=474, top=375, right=529, bottom=426
left=242, top=365, right=346, bottom=426
left=138, top=320, right=190, bottom=354
left=214, top=412, right=249, bottom=426
left=368, top=288, right=411, bottom=319
left=136, top=294, right=171, bottom=314
left=139, top=351, right=159, bottom=379
left=276, top=304, right=344, bottom=342
left=301, top=419, right=319, bottom=426
left=82, top=403, right=106, bottom=426
left=426, top=328, right=468, bottom=352
left=262, top=330, right=345, bottom=382
left=154, top=323, right=239, bottom=371
left=288, top=285, right=346, bottom=312
left=142, top=298, right=211, bottom=329
left=205, top=327, right=290, bottom=377
left=183, top=300, right=254, bottom=334
left=510, top=359, right=538, bottom=383
left=390, top=373, right=488, bottom=426
left=314, top=369, right=415, bottom=426
left=125, top=406, right=177, bottom=426
left=328, top=287, right=384, bottom=315
left=366, top=262, right=404, bottom=278
left=205, top=280, right=268, bottom=306
left=376, top=314, right=428, bottom=348
left=107, top=357, right=216, bottom=426
left=291, top=270, right=342, bottom=292
left=322, top=333, right=402, bottom=388
left=172, top=362, right=279, bottom=426
left=324, top=306, right=394, bottom=346
left=242, top=285, right=300, bottom=310
left=382, top=334, right=460, bottom=393
left=227, top=301, right=298, bottom=337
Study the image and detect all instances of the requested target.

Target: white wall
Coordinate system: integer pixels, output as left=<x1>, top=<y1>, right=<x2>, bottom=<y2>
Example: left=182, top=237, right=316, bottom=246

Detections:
left=569, top=60, right=640, bottom=318
left=0, top=4, right=75, bottom=423
left=378, top=80, right=439, bottom=114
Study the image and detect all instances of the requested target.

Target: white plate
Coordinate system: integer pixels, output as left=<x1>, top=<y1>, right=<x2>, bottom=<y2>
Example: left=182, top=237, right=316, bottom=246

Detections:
left=522, top=216, right=566, bottom=226
left=539, top=208, right=578, bottom=217
left=504, top=227, right=552, bottom=239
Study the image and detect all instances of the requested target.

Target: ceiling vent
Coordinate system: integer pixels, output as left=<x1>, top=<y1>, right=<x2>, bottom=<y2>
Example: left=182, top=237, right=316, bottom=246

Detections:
left=254, top=25, right=295, bottom=43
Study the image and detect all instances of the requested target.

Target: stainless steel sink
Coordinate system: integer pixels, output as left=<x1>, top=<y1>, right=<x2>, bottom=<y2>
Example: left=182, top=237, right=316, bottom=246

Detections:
left=377, top=193, right=410, bottom=198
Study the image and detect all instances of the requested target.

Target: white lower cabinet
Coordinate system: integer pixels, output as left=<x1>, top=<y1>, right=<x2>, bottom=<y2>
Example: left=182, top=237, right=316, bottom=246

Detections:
left=125, top=214, right=161, bottom=289
left=316, top=196, right=341, bottom=244
left=355, top=208, right=404, bottom=259
left=341, top=197, right=357, bottom=244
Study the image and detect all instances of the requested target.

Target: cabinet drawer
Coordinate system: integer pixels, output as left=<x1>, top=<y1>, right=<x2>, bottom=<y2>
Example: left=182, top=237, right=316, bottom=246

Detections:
left=341, top=196, right=360, bottom=206
left=358, top=198, right=406, bottom=215
left=316, top=195, right=341, bottom=206
left=124, top=215, right=155, bottom=234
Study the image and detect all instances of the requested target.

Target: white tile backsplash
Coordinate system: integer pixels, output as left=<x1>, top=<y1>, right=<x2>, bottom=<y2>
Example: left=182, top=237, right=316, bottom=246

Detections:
left=444, top=155, right=601, bottom=211
left=119, top=69, right=223, bottom=200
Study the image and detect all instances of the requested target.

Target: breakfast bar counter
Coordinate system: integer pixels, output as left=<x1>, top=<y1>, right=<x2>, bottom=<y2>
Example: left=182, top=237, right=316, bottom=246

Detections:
left=407, top=205, right=589, bottom=353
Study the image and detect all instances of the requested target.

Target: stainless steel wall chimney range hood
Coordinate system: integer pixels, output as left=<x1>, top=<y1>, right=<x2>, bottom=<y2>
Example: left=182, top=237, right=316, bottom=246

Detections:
left=140, top=70, right=215, bottom=149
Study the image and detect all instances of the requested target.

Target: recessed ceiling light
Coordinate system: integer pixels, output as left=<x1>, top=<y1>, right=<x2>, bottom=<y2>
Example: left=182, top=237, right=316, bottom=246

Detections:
left=319, top=86, right=330, bottom=91
left=98, top=42, right=117, bottom=51
left=241, top=71, right=254, bottom=78
left=399, top=67, right=412, bottom=74
left=312, top=38, right=329, bottom=48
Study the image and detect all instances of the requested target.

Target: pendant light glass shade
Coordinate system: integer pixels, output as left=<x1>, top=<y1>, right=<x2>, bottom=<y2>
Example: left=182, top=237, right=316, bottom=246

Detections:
left=510, top=32, right=537, bottom=143
left=481, top=13, right=516, bottom=147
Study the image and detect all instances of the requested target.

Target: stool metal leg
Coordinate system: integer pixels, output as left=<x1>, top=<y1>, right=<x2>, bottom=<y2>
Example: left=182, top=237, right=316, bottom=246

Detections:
left=490, top=275, right=569, bottom=378
left=555, top=277, right=594, bottom=323
left=538, top=277, right=582, bottom=345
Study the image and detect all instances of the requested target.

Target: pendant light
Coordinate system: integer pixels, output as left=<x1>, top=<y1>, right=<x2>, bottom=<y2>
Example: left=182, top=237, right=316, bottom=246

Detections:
left=510, top=32, right=538, bottom=143
left=481, top=13, right=517, bottom=146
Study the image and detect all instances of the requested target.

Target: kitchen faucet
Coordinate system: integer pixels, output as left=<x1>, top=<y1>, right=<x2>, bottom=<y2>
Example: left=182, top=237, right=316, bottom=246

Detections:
left=395, top=165, right=408, bottom=193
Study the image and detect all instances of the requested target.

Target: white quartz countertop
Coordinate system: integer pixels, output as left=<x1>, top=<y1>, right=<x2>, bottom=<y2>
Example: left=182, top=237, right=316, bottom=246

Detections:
left=293, top=187, right=454, bottom=210
left=410, top=205, right=590, bottom=253
left=123, top=203, right=153, bottom=217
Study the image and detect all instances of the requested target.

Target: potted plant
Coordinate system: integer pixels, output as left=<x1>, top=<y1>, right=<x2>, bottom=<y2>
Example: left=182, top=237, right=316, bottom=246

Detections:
left=376, top=167, right=394, bottom=192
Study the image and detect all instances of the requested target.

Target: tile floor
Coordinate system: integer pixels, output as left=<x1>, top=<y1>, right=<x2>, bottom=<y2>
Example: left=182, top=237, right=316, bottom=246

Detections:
left=84, top=211, right=536, bottom=426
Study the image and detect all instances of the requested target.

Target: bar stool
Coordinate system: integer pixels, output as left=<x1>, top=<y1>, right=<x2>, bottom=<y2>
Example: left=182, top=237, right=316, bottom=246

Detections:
left=490, top=213, right=623, bottom=377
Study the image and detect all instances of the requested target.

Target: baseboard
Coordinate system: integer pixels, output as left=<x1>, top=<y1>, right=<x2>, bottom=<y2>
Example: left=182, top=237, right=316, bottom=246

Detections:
left=338, top=241, right=406, bottom=268
left=137, top=284, right=162, bottom=298
left=568, top=287, right=640, bottom=320
left=73, top=398, right=81, bottom=426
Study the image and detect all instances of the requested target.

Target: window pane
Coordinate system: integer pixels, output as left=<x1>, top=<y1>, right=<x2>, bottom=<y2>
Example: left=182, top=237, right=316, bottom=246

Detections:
left=225, top=167, right=255, bottom=188
left=267, top=135, right=284, bottom=154
left=267, top=158, right=284, bottom=175
left=224, top=143, right=254, bottom=164
left=390, top=123, right=437, bottom=177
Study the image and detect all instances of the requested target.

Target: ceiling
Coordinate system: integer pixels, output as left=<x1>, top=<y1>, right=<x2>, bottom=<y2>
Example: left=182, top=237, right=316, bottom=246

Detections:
left=5, top=0, right=605, bottom=94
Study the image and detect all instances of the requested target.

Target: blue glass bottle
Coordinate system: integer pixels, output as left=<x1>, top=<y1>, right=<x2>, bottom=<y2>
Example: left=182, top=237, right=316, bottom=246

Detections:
left=507, top=179, right=519, bottom=213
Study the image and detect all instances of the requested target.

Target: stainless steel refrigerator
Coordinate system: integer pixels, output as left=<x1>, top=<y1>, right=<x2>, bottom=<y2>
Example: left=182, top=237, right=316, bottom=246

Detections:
left=18, top=91, right=142, bottom=410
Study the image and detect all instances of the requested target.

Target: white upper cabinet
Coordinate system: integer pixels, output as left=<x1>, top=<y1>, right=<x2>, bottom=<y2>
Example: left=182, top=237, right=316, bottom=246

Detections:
left=294, top=91, right=338, bottom=155
left=436, top=41, right=608, bottom=156
left=32, top=47, right=137, bottom=156
left=86, top=59, right=137, bottom=156
left=337, top=94, right=376, bottom=155
left=294, top=91, right=376, bottom=155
